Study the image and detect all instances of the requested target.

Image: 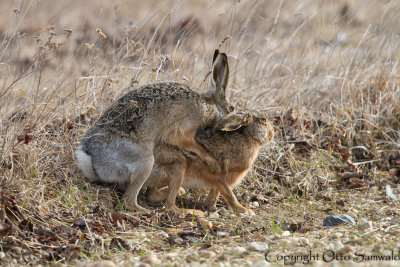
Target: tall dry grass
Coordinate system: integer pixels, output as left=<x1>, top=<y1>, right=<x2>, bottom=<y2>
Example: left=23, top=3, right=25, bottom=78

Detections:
left=0, top=0, right=399, bottom=262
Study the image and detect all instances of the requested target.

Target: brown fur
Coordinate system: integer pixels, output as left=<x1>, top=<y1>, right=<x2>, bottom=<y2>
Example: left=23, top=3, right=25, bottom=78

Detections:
left=144, top=110, right=274, bottom=214
left=76, top=51, right=234, bottom=213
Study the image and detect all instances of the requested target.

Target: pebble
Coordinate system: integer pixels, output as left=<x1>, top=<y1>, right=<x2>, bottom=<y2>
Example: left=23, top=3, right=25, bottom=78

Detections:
left=180, top=221, right=195, bottom=228
left=11, top=247, right=21, bottom=255
left=252, top=201, right=260, bottom=207
left=358, top=218, right=373, bottom=232
left=209, top=211, right=220, bottom=219
left=313, top=241, right=327, bottom=249
left=338, top=245, right=354, bottom=254
left=281, top=231, right=291, bottom=237
left=369, top=186, right=378, bottom=194
left=347, top=211, right=357, bottom=220
left=217, top=231, right=229, bottom=237
left=207, top=245, right=224, bottom=253
left=299, top=237, right=310, bottom=246
left=229, top=246, right=247, bottom=256
left=198, top=218, right=213, bottom=229
left=323, top=214, right=355, bottom=227
left=141, top=253, right=161, bottom=265
left=328, top=241, right=344, bottom=251
left=200, top=251, right=216, bottom=258
left=87, top=261, right=117, bottom=267
left=253, top=260, right=270, bottom=267
left=246, top=242, right=268, bottom=252
left=331, top=232, right=343, bottom=239
left=0, top=252, right=5, bottom=259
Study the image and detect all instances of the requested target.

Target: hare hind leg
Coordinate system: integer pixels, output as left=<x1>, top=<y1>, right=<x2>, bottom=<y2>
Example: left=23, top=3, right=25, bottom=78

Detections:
left=175, top=135, right=221, bottom=174
left=91, top=138, right=154, bottom=213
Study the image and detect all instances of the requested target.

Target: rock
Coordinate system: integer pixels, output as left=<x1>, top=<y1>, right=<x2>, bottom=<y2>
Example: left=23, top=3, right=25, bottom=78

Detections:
left=246, top=242, right=268, bottom=252
left=0, top=252, right=5, bottom=259
left=87, top=261, right=117, bottom=267
left=323, top=214, right=355, bottom=227
left=299, top=237, right=309, bottom=246
left=369, top=186, right=378, bottom=194
left=358, top=218, right=373, bottom=232
left=180, top=221, right=195, bottom=228
left=217, top=231, right=229, bottom=237
left=229, top=246, right=247, bottom=256
left=207, top=245, right=223, bottom=253
left=209, top=211, right=220, bottom=219
left=331, top=232, right=343, bottom=239
left=198, top=218, right=213, bottom=229
left=281, top=231, right=290, bottom=237
left=347, top=211, right=357, bottom=220
left=313, top=241, right=327, bottom=249
left=252, top=201, right=260, bottom=207
left=338, top=245, right=354, bottom=254
left=328, top=241, right=344, bottom=251
left=141, top=253, right=161, bottom=265
left=253, top=260, right=270, bottom=267
left=200, top=250, right=216, bottom=258
left=11, top=247, right=21, bottom=255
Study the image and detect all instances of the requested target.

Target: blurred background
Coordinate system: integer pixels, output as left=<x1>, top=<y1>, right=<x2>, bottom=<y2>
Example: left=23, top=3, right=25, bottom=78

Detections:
left=1, top=0, right=399, bottom=114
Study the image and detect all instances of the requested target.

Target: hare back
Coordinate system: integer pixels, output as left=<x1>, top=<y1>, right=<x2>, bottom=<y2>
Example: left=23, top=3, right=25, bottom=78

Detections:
left=90, top=82, right=217, bottom=143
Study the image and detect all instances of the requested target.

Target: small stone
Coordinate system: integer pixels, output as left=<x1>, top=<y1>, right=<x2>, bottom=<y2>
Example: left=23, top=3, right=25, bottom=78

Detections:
left=0, top=252, right=5, bottom=259
left=180, top=221, right=195, bottom=228
left=253, top=260, right=270, bottom=267
left=141, top=253, right=160, bottom=265
left=331, top=233, right=343, bottom=239
left=323, top=214, right=355, bottom=227
left=252, top=201, right=260, bottom=207
left=207, top=245, right=223, bottom=253
left=229, top=246, right=247, bottom=256
left=200, top=251, right=216, bottom=258
left=281, top=231, right=290, bottom=237
left=299, top=237, right=309, bottom=246
left=313, top=241, right=327, bottom=249
left=369, top=186, right=378, bottom=194
left=328, top=241, right=344, bottom=251
left=218, top=207, right=228, bottom=214
left=11, top=247, right=21, bottom=255
left=347, top=211, right=357, bottom=220
left=87, top=261, right=117, bottom=267
left=209, top=211, right=220, bottom=219
left=338, top=245, right=354, bottom=254
left=246, top=242, right=268, bottom=252
left=217, top=231, right=229, bottom=237
left=198, top=218, right=213, bottom=229
left=358, top=219, right=373, bottom=232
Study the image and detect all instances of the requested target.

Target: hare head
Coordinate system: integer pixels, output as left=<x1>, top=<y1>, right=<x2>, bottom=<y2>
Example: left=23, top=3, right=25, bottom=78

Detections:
left=244, top=112, right=275, bottom=145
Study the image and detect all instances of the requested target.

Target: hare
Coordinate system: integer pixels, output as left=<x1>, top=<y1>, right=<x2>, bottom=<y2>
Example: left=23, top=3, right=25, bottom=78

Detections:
left=75, top=50, right=235, bottom=213
left=144, top=109, right=274, bottom=215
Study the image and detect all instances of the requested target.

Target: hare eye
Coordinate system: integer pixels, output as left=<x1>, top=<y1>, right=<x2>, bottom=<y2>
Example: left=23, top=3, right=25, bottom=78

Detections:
left=228, top=105, right=235, bottom=113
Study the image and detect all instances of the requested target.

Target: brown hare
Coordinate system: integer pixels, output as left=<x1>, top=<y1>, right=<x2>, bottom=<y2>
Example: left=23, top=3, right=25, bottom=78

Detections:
left=75, top=50, right=235, bottom=213
left=144, top=109, right=274, bottom=215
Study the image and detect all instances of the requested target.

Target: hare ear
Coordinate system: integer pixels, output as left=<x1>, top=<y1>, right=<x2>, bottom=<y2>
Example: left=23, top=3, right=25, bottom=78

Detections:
left=215, top=112, right=252, bottom=132
left=212, top=52, right=229, bottom=101
left=212, top=49, right=220, bottom=64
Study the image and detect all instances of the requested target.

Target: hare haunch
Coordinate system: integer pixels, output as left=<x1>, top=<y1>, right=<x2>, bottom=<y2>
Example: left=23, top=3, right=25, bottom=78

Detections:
left=75, top=51, right=234, bottom=213
left=144, top=109, right=274, bottom=215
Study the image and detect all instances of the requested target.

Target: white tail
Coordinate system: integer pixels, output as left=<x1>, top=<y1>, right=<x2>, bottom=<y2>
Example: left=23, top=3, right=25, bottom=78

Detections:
left=75, top=149, right=96, bottom=181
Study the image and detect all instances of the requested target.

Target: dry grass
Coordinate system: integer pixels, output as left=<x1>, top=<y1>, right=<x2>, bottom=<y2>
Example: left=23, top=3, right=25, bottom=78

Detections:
left=1, top=0, right=400, bottom=265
